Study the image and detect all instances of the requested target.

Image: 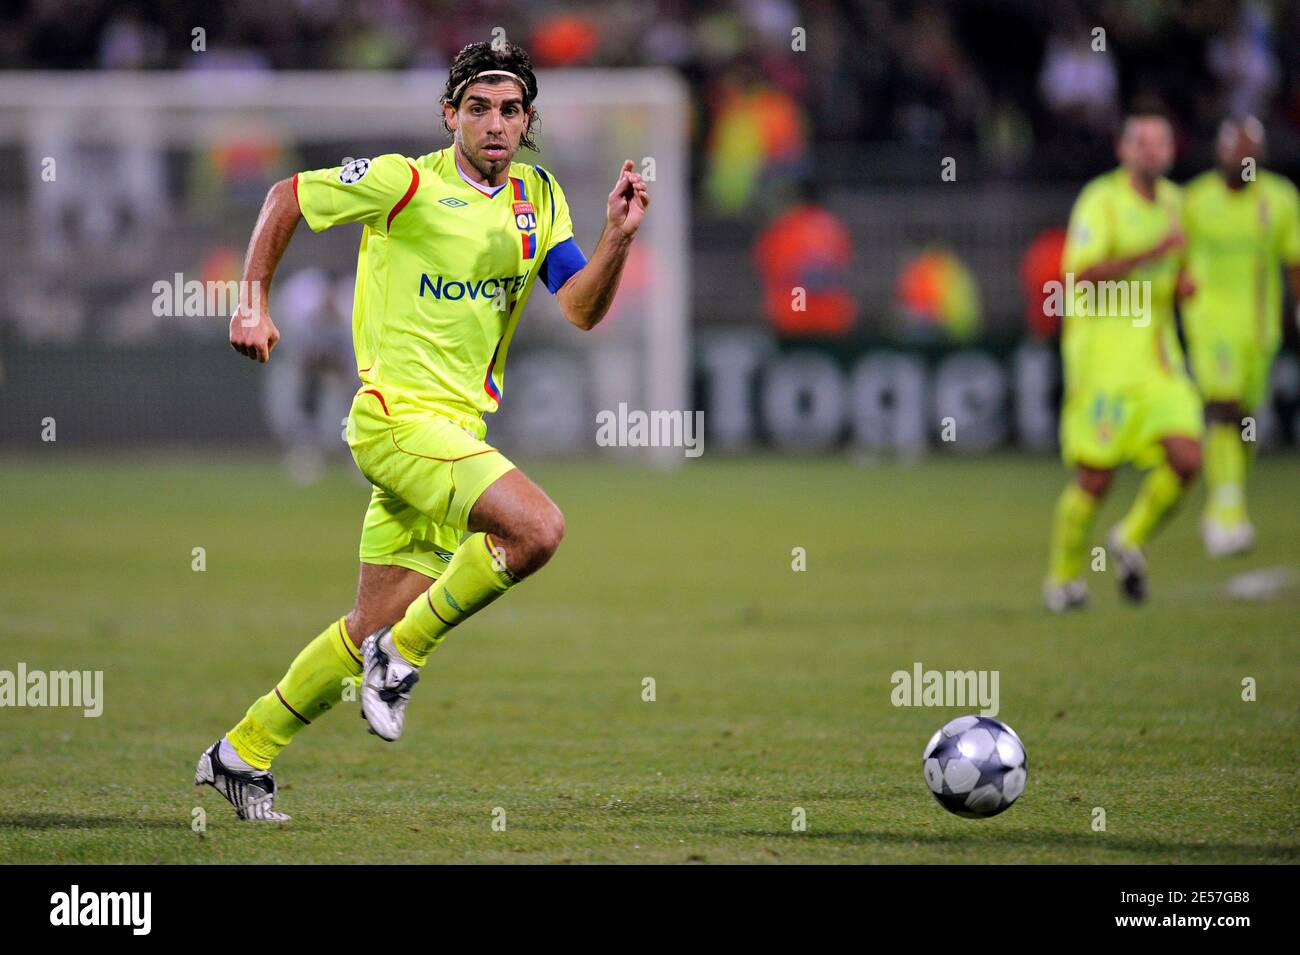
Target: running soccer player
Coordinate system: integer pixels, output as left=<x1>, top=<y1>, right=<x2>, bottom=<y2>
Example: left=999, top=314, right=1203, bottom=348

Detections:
left=1182, top=116, right=1300, bottom=556
left=196, top=42, right=650, bottom=820
left=1043, top=106, right=1203, bottom=612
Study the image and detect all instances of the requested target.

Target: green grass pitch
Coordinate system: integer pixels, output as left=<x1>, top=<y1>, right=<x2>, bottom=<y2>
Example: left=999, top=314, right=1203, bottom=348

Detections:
left=1, top=453, right=1297, bottom=863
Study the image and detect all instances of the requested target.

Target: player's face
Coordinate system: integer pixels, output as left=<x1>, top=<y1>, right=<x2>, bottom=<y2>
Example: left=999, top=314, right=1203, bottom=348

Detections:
left=1117, top=117, right=1174, bottom=180
left=1216, top=124, right=1264, bottom=173
left=446, top=81, right=529, bottom=178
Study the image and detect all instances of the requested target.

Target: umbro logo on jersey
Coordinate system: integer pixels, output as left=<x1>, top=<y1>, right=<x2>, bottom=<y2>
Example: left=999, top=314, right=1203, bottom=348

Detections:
left=339, top=158, right=370, bottom=184
left=438, top=197, right=468, bottom=208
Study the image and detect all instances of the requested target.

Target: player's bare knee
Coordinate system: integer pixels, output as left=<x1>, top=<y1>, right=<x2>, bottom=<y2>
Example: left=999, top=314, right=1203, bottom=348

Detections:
left=540, top=505, right=565, bottom=557
left=1077, top=467, right=1113, bottom=499
left=1172, top=447, right=1202, bottom=484
left=510, top=505, right=564, bottom=578
left=1161, top=436, right=1202, bottom=484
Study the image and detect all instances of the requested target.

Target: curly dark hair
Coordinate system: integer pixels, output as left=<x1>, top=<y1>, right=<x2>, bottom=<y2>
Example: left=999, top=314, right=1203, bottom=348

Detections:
left=441, top=41, right=540, bottom=152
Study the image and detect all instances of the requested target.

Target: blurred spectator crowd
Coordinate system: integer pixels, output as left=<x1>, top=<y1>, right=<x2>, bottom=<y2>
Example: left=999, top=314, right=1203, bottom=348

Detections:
left=4, top=0, right=1299, bottom=185
left=3, top=0, right=1300, bottom=344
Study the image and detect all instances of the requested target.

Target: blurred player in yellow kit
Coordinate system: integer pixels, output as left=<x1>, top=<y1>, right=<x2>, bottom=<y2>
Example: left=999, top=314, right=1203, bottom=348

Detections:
left=1182, top=116, right=1300, bottom=556
left=195, top=41, right=650, bottom=820
left=1044, top=106, right=1202, bottom=611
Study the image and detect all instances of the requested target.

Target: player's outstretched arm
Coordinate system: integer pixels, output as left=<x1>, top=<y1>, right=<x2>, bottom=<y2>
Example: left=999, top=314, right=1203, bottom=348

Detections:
left=1076, top=227, right=1185, bottom=285
left=556, top=160, right=650, bottom=331
left=229, top=177, right=302, bottom=363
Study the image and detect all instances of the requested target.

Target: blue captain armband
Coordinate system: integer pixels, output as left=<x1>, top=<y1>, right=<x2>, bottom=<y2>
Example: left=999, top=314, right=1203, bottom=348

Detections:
left=540, top=237, right=588, bottom=294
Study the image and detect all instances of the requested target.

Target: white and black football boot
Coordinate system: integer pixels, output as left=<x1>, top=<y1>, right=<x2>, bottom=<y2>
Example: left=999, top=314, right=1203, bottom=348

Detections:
left=1043, top=579, right=1089, bottom=613
left=360, top=627, right=420, bottom=742
left=193, top=740, right=290, bottom=822
left=1108, top=526, right=1148, bottom=605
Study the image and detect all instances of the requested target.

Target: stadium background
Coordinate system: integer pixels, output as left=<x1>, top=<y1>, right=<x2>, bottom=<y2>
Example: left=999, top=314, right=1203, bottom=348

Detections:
left=3, top=0, right=1299, bottom=456
left=1, top=1, right=1299, bottom=866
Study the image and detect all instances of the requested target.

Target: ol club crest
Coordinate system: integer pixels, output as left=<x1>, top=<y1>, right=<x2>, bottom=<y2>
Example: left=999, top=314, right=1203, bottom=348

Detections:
left=513, top=201, right=537, bottom=232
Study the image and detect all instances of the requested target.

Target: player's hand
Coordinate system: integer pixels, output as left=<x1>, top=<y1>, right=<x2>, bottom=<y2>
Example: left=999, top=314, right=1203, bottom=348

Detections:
left=1176, top=271, right=1196, bottom=301
left=229, top=301, right=280, bottom=364
left=607, top=160, right=650, bottom=237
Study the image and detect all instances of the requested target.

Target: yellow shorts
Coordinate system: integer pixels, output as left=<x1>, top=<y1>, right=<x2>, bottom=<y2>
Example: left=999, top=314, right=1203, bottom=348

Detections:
left=346, top=387, right=515, bottom=580
left=1186, top=326, right=1276, bottom=412
left=1060, top=371, right=1204, bottom=470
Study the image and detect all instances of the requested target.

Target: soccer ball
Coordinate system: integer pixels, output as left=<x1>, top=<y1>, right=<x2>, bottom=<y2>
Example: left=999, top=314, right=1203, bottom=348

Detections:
left=922, top=715, right=1027, bottom=818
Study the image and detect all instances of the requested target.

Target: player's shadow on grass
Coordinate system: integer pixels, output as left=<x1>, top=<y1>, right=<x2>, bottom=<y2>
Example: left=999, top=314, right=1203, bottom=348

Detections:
left=732, top=827, right=1299, bottom=860
left=0, top=813, right=178, bottom=831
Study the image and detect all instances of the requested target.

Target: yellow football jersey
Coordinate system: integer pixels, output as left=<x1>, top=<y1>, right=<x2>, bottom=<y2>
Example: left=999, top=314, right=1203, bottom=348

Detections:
left=295, top=147, right=587, bottom=429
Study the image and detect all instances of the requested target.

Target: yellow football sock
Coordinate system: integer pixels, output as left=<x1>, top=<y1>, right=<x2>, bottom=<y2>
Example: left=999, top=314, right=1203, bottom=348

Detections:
left=226, top=617, right=362, bottom=770
left=1205, top=423, right=1247, bottom=525
left=1047, top=481, right=1100, bottom=584
left=391, top=532, right=517, bottom=666
left=1117, top=464, right=1184, bottom=549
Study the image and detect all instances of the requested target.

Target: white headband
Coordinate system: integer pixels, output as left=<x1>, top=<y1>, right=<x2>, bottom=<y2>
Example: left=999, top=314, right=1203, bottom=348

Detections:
left=451, top=69, right=527, bottom=103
